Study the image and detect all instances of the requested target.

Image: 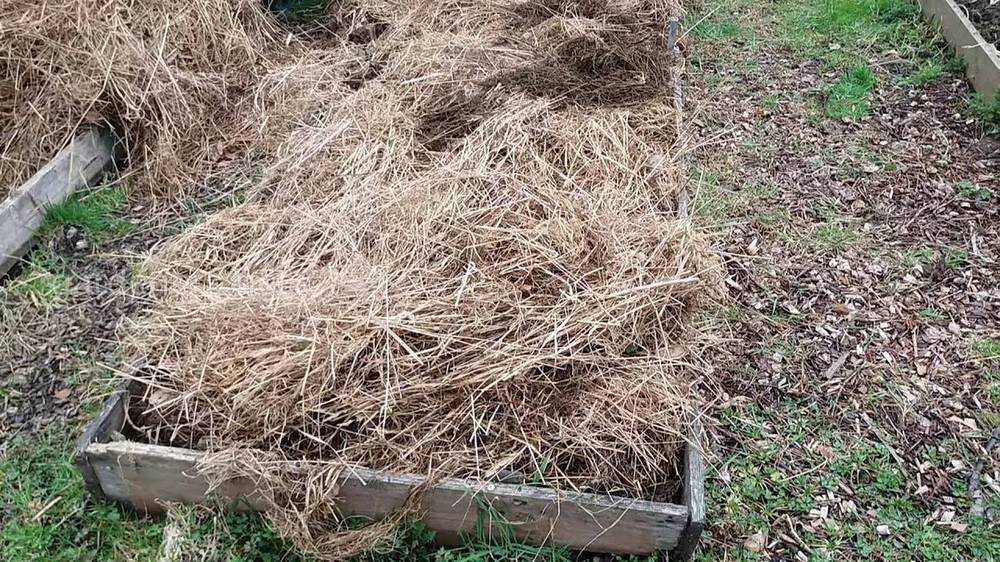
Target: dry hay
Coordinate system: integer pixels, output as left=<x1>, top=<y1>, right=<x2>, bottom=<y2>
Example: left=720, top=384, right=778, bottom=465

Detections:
left=0, top=0, right=288, bottom=194
left=5, top=0, right=716, bottom=558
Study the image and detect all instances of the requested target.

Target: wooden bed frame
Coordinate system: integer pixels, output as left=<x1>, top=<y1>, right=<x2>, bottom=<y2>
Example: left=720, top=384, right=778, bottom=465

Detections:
left=918, top=0, right=1000, bottom=102
left=75, top=386, right=705, bottom=559
left=0, top=128, right=115, bottom=277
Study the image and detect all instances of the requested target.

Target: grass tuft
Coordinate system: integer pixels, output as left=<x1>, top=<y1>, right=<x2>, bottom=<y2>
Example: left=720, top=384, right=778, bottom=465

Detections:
left=901, top=59, right=943, bottom=87
left=694, top=19, right=744, bottom=39
left=7, top=249, right=70, bottom=305
left=826, top=63, right=877, bottom=119
left=42, top=184, right=131, bottom=238
left=970, top=94, right=1000, bottom=136
left=974, top=339, right=1000, bottom=362
left=802, top=0, right=921, bottom=42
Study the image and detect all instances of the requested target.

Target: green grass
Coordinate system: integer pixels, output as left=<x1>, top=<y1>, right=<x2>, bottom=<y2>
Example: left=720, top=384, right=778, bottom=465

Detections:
left=918, top=308, right=945, bottom=322
left=268, top=0, right=330, bottom=22
left=1, top=425, right=663, bottom=562
left=811, top=206, right=859, bottom=251
left=970, top=94, right=1000, bottom=136
left=902, top=247, right=936, bottom=267
left=693, top=19, right=745, bottom=39
left=42, top=184, right=131, bottom=240
left=0, top=428, right=165, bottom=561
left=945, top=249, right=969, bottom=269
left=815, top=223, right=857, bottom=251
left=775, top=0, right=949, bottom=121
left=826, top=63, right=877, bottom=119
left=899, top=247, right=969, bottom=271
left=157, top=506, right=306, bottom=562
left=6, top=249, right=70, bottom=305
left=700, top=401, right=1000, bottom=561
left=784, top=0, right=925, bottom=57
left=8, top=266, right=70, bottom=304
left=901, top=59, right=943, bottom=87
left=974, top=339, right=1000, bottom=362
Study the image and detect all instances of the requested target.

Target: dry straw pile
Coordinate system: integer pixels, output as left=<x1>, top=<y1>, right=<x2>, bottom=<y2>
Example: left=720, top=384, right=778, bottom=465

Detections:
left=0, top=0, right=288, bottom=194
left=7, top=0, right=718, bottom=557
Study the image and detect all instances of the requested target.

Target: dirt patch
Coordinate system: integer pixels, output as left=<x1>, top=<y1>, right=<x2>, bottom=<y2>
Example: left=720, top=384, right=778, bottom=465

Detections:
left=0, top=231, right=139, bottom=449
left=0, top=177, right=244, bottom=453
left=956, top=0, right=1000, bottom=45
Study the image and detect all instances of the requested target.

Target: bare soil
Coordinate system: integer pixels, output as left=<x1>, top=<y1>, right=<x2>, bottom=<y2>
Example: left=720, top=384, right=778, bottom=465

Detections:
left=0, top=231, right=135, bottom=448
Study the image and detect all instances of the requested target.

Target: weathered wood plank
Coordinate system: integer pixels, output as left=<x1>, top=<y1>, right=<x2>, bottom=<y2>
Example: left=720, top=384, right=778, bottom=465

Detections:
left=671, top=419, right=706, bottom=561
left=85, top=440, right=689, bottom=555
left=918, top=0, right=1000, bottom=102
left=0, top=128, right=115, bottom=277
left=73, top=389, right=128, bottom=496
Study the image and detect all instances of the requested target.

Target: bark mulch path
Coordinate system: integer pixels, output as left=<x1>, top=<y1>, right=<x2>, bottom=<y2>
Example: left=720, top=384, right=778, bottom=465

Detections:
left=687, top=0, right=998, bottom=559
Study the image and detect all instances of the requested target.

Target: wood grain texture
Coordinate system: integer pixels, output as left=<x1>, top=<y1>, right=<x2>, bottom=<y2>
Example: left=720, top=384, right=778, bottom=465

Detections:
left=73, top=389, right=128, bottom=496
left=0, top=128, right=115, bottom=276
left=84, top=440, right=690, bottom=555
left=919, top=0, right=1000, bottom=101
left=671, top=419, right=706, bottom=561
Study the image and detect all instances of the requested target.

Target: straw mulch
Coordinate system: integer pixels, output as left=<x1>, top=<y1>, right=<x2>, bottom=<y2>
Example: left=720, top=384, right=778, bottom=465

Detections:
left=0, top=0, right=281, bottom=193
left=6, top=0, right=719, bottom=557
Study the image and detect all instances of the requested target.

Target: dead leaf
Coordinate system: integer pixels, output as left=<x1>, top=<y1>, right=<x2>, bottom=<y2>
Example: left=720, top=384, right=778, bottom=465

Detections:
left=744, top=531, right=767, bottom=552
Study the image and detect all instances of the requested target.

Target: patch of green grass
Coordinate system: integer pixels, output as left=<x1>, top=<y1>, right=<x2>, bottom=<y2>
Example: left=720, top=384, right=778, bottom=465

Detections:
left=42, top=184, right=131, bottom=240
left=902, top=247, right=935, bottom=267
left=901, top=59, right=943, bottom=87
left=162, top=506, right=308, bottom=562
left=702, top=401, right=1000, bottom=561
left=268, top=0, right=331, bottom=23
left=761, top=93, right=782, bottom=111
left=900, top=247, right=969, bottom=270
left=826, top=63, right=877, bottom=119
left=6, top=249, right=70, bottom=305
left=693, top=168, right=739, bottom=223
left=970, top=94, right=1000, bottom=136
left=956, top=180, right=993, bottom=201
left=694, top=19, right=745, bottom=39
left=974, top=339, right=1000, bottom=362
left=815, top=222, right=858, bottom=252
left=780, top=0, right=940, bottom=77
left=806, top=0, right=919, bottom=33
left=918, top=308, right=945, bottom=322
left=8, top=266, right=70, bottom=304
left=784, top=0, right=924, bottom=51
left=945, top=249, right=968, bottom=269
left=755, top=207, right=792, bottom=229
left=0, top=427, right=165, bottom=561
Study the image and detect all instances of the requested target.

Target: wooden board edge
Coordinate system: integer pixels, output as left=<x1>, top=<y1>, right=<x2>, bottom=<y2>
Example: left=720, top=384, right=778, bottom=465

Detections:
left=84, top=439, right=690, bottom=555
left=918, top=0, right=1000, bottom=101
left=0, top=128, right=116, bottom=277
left=670, top=418, right=707, bottom=561
left=74, top=389, right=129, bottom=497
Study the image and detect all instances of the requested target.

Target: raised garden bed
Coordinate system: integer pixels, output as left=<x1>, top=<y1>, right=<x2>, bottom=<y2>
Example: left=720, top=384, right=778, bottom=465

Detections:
left=75, top=384, right=706, bottom=559
left=0, top=129, right=116, bottom=277
left=919, top=0, right=1000, bottom=101
left=955, top=0, right=1000, bottom=46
